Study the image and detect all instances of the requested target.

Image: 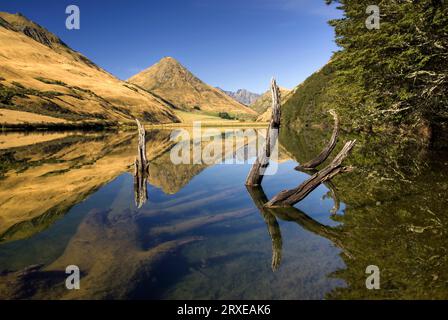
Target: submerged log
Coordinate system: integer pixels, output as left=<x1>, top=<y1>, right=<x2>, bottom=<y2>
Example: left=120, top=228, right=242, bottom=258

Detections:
left=295, top=109, right=339, bottom=171
left=246, top=78, right=282, bottom=186
left=134, top=119, right=150, bottom=208
left=266, top=140, right=356, bottom=207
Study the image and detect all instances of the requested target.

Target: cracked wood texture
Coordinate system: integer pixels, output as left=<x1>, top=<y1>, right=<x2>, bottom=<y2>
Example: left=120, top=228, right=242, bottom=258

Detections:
left=245, top=78, right=281, bottom=186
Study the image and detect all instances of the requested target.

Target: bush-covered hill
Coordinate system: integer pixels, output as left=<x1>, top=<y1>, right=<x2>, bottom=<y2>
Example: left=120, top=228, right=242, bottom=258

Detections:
left=282, top=1, right=447, bottom=145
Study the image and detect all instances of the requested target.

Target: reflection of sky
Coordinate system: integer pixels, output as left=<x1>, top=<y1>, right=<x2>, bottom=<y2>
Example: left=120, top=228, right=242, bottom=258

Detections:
left=0, top=153, right=346, bottom=299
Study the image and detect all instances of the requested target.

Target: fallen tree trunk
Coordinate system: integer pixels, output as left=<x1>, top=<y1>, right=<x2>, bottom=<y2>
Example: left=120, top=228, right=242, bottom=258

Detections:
left=134, top=119, right=150, bottom=208
left=295, top=109, right=339, bottom=170
left=266, top=140, right=356, bottom=207
left=295, top=167, right=341, bottom=215
left=246, top=78, right=281, bottom=186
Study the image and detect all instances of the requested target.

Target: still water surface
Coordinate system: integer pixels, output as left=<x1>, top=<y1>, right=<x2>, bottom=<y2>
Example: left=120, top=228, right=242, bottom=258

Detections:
left=0, top=127, right=447, bottom=299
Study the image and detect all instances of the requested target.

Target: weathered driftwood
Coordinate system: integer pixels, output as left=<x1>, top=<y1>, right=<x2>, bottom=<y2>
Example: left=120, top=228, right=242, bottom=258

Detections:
left=266, top=140, right=356, bottom=207
left=246, top=186, right=282, bottom=271
left=134, top=119, right=150, bottom=208
left=295, top=109, right=339, bottom=171
left=295, top=167, right=341, bottom=215
left=245, top=78, right=281, bottom=186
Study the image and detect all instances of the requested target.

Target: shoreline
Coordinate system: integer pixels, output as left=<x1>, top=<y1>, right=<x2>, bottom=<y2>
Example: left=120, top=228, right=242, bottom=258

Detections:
left=0, top=121, right=270, bottom=132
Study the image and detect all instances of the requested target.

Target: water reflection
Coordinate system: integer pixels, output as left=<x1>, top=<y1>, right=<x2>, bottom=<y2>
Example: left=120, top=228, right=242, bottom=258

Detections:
left=280, top=126, right=448, bottom=299
left=0, top=126, right=447, bottom=299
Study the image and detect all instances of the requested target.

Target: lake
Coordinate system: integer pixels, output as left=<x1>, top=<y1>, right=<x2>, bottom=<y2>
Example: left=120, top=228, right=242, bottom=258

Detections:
left=0, top=126, right=447, bottom=299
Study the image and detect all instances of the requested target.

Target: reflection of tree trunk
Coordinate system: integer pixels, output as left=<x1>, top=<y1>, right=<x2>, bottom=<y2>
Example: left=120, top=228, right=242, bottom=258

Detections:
left=266, top=140, right=356, bottom=207
left=134, top=119, right=150, bottom=208
left=325, top=180, right=340, bottom=215
left=295, top=110, right=339, bottom=170
left=246, top=186, right=282, bottom=271
left=246, top=184, right=352, bottom=271
left=272, top=206, right=352, bottom=259
left=246, top=78, right=281, bottom=186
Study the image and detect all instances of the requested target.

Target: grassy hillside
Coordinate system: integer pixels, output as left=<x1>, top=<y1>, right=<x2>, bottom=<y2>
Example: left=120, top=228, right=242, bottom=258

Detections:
left=128, top=57, right=257, bottom=119
left=0, top=12, right=180, bottom=125
left=255, top=87, right=293, bottom=122
left=252, top=87, right=291, bottom=115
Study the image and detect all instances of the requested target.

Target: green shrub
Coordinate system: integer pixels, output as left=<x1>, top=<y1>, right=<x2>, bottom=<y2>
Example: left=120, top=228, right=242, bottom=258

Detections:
left=35, top=77, right=67, bottom=86
left=218, top=112, right=235, bottom=120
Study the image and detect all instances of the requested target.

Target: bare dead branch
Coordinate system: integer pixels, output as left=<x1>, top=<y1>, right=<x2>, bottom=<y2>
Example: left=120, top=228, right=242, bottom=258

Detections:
left=295, top=109, right=339, bottom=170
left=266, top=140, right=356, bottom=207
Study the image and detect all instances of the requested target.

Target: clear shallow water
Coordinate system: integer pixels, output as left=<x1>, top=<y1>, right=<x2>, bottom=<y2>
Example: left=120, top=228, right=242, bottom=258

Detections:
left=0, top=128, right=447, bottom=299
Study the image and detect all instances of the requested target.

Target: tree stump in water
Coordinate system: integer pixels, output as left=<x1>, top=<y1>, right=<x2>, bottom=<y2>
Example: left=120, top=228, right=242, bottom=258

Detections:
left=246, top=78, right=281, bottom=186
left=134, top=119, right=150, bottom=208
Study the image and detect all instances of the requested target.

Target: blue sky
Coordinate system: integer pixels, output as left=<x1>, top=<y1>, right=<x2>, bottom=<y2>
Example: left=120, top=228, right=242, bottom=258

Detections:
left=1, top=0, right=341, bottom=93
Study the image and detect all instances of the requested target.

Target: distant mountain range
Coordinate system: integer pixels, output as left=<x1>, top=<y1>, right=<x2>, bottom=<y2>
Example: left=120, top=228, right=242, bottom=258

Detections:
left=217, top=88, right=261, bottom=106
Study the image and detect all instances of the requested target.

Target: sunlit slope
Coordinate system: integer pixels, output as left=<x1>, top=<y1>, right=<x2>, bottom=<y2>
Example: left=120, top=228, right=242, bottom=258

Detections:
left=0, top=12, right=179, bottom=124
left=128, top=57, right=257, bottom=118
left=251, top=87, right=291, bottom=115
left=255, top=87, right=295, bottom=122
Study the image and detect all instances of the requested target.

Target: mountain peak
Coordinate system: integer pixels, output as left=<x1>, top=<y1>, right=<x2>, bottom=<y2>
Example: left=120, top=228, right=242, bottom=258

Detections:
left=220, top=88, right=261, bottom=106
left=128, top=57, right=257, bottom=116
left=159, top=56, right=178, bottom=63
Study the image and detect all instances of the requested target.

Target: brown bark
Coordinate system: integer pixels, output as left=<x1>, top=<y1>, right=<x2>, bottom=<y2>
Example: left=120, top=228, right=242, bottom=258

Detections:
left=266, top=140, right=356, bottom=207
left=295, top=109, right=339, bottom=170
left=245, top=78, right=281, bottom=186
left=295, top=167, right=341, bottom=215
left=134, top=119, right=150, bottom=208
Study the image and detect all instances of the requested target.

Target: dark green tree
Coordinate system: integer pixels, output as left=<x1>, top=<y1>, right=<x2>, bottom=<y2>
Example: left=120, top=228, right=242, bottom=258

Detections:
left=326, top=0, right=447, bottom=137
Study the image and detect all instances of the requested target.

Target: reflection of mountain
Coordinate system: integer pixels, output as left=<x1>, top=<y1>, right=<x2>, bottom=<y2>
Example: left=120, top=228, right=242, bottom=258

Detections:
left=0, top=205, right=203, bottom=299
left=0, top=132, right=173, bottom=243
left=0, top=128, right=278, bottom=242
left=149, top=129, right=278, bottom=194
left=149, top=159, right=208, bottom=195
left=0, top=127, right=297, bottom=299
left=280, top=126, right=448, bottom=299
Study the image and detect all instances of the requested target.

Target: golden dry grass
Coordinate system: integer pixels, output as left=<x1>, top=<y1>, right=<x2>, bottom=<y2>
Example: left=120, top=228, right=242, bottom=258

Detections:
left=128, top=57, right=257, bottom=116
left=0, top=109, right=67, bottom=125
left=0, top=12, right=179, bottom=124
